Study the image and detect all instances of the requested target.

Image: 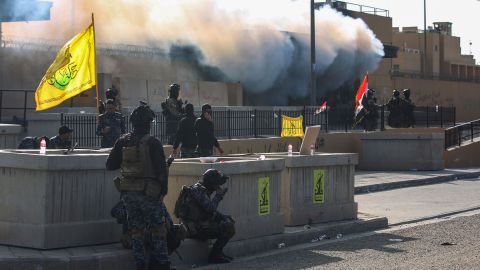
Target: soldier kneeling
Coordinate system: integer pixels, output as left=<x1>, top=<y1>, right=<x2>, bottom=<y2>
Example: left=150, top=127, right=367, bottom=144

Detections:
left=174, top=169, right=235, bottom=264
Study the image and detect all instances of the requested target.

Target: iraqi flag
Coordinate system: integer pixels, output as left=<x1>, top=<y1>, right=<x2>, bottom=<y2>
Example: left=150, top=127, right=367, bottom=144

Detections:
left=354, top=74, right=368, bottom=117
left=315, top=101, right=327, bottom=115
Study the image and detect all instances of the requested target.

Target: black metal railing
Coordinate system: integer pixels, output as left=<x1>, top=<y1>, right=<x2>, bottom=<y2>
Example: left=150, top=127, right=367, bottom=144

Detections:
left=61, top=105, right=456, bottom=149
left=0, top=89, right=36, bottom=127
left=445, top=119, right=480, bottom=149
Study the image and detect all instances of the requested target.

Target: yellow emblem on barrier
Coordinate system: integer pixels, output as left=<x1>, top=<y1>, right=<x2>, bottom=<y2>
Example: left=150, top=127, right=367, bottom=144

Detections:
left=258, top=177, right=270, bottom=215
left=313, top=169, right=325, bottom=203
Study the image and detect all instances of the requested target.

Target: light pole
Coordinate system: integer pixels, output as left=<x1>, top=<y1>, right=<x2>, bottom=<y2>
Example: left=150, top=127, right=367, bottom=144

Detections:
left=310, top=0, right=317, bottom=106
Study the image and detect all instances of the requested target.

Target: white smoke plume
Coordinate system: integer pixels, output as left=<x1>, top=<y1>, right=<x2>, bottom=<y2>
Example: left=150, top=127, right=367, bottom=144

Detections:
left=3, top=0, right=384, bottom=104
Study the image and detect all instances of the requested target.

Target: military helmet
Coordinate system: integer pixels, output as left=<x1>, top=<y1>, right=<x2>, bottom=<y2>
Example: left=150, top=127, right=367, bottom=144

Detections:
left=201, top=169, right=229, bottom=187
left=130, top=101, right=155, bottom=126
left=201, top=103, right=212, bottom=112
left=168, top=83, right=180, bottom=97
left=393, top=89, right=400, bottom=97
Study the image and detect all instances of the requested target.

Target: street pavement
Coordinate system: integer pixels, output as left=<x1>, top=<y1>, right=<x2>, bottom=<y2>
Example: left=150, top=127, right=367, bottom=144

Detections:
left=198, top=210, right=480, bottom=270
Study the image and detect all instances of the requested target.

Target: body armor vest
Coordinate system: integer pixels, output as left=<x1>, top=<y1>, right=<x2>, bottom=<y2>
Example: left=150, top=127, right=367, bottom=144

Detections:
left=119, top=134, right=155, bottom=192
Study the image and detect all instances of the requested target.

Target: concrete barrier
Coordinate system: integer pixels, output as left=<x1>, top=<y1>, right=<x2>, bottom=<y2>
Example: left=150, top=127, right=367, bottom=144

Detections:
left=247, top=153, right=358, bottom=226
left=359, top=132, right=445, bottom=170
left=165, top=157, right=285, bottom=241
left=0, top=124, right=22, bottom=149
left=0, top=149, right=120, bottom=249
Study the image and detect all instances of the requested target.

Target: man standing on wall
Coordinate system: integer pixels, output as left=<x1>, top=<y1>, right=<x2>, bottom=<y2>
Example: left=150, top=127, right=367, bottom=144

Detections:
left=172, top=103, right=197, bottom=158
left=194, top=104, right=224, bottom=157
left=161, top=83, right=185, bottom=145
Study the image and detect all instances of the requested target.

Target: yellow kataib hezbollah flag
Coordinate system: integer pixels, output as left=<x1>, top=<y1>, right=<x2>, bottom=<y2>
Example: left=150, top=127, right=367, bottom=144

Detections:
left=35, top=24, right=96, bottom=111
left=281, top=115, right=304, bottom=137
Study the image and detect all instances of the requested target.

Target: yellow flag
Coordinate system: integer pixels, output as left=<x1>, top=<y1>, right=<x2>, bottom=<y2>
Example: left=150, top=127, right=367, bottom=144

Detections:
left=281, top=115, right=304, bottom=137
left=35, top=24, right=96, bottom=111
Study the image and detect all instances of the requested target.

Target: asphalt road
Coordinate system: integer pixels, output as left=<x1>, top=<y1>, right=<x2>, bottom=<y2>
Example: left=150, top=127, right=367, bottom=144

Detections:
left=194, top=177, right=480, bottom=270
left=198, top=212, right=480, bottom=270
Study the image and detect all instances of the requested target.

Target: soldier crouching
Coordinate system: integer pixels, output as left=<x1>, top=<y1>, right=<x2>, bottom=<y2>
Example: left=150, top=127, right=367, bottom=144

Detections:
left=174, top=169, right=235, bottom=264
left=106, top=102, right=173, bottom=270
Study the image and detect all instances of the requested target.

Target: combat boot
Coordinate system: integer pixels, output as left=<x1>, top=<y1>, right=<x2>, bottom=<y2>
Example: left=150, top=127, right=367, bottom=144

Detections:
left=208, top=251, right=232, bottom=264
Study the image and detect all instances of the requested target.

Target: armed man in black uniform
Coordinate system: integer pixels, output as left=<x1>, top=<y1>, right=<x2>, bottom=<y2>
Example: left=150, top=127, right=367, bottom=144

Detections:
left=162, top=83, right=185, bottom=145
left=106, top=101, right=172, bottom=270
left=401, top=88, right=415, bottom=128
left=172, top=103, right=197, bottom=158
left=174, top=169, right=235, bottom=264
left=386, top=89, right=403, bottom=128
left=96, top=99, right=126, bottom=148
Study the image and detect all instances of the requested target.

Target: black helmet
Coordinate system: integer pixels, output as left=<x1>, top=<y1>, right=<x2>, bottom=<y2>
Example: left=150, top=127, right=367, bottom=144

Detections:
left=168, top=83, right=180, bottom=99
left=105, top=86, right=118, bottom=99
left=403, top=88, right=411, bottom=98
left=130, top=101, right=155, bottom=127
left=201, top=103, right=212, bottom=112
left=201, top=169, right=229, bottom=187
left=393, top=89, right=400, bottom=97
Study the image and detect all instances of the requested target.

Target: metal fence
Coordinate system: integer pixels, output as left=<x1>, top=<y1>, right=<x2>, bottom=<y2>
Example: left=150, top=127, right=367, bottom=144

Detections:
left=445, top=119, right=480, bottom=149
left=0, top=89, right=36, bottom=126
left=61, top=105, right=456, bottom=149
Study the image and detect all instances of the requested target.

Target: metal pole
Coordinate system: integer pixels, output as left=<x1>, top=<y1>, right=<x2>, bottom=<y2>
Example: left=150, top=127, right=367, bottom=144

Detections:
left=423, top=0, right=427, bottom=79
left=310, top=0, right=317, bottom=106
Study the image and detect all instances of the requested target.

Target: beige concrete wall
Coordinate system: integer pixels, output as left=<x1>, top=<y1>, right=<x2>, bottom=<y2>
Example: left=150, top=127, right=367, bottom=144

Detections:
left=445, top=141, right=480, bottom=168
left=391, top=77, right=480, bottom=122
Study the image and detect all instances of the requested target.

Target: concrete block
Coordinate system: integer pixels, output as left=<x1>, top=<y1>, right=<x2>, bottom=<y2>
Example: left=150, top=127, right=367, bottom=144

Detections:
left=359, top=132, right=445, bottom=170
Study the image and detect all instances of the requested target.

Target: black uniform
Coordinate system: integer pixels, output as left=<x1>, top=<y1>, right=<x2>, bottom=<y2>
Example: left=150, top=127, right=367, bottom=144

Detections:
left=194, top=117, right=219, bottom=157
left=173, top=113, right=198, bottom=158
left=96, top=111, right=126, bottom=148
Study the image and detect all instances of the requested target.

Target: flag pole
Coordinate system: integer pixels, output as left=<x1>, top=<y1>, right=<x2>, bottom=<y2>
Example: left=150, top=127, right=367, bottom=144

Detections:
left=92, top=13, right=100, bottom=117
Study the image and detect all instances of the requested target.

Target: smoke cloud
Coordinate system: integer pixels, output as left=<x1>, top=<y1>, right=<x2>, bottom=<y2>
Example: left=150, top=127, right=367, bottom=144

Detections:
left=3, top=0, right=384, bottom=104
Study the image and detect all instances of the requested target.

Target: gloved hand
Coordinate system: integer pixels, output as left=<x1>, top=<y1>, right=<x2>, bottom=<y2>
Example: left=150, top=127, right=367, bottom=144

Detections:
left=216, top=186, right=228, bottom=196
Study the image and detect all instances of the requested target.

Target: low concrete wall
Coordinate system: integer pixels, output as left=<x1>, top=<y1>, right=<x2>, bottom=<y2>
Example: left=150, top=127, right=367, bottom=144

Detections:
left=444, top=141, right=480, bottom=168
left=0, top=124, right=22, bottom=149
left=166, top=157, right=285, bottom=241
left=260, top=153, right=358, bottom=226
left=0, top=149, right=120, bottom=249
left=359, top=132, right=445, bottom=170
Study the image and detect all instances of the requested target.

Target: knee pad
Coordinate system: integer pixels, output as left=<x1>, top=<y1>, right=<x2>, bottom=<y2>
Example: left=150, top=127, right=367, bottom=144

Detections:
left=150, top=223, right=167, bottom=240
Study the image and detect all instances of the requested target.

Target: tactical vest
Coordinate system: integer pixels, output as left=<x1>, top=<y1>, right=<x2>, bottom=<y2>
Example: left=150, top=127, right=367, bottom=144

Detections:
left=119, top=134, right=155, bottom=192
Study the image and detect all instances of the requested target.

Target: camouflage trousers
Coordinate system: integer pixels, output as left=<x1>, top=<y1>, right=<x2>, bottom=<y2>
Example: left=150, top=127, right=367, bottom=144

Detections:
left=190, top=214, right=235, bottom=255
left=122, top=192, right=170, bottom=265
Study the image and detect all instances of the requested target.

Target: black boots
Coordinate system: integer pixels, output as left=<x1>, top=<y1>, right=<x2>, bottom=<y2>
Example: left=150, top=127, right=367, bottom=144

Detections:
left=208, top=250, right=233, bottom=264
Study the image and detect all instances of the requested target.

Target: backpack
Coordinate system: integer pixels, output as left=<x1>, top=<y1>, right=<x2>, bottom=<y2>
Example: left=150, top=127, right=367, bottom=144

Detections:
left=174, top=185, right=191, bottom=219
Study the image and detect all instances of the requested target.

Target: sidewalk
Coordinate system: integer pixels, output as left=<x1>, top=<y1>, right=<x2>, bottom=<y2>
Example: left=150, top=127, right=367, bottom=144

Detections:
left=2, top=168, right=480, bottom=270
left=355, top=168, right=480, bottom=194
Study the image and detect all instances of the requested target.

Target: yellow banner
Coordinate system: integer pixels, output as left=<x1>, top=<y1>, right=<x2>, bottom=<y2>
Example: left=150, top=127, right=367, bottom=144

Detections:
left=313, top=169, right=325, bottom=204
left=281, top=115, right=304, bottom=137
left=35, top=24, right=96, bottom=111
left=258, top=177, right=270, bottom=215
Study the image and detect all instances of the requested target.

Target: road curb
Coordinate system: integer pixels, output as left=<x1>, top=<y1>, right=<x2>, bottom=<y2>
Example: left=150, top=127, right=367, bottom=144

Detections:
left=0, top=216, right=388, bottom=270
left=355, top=171, right=480, bottom=194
